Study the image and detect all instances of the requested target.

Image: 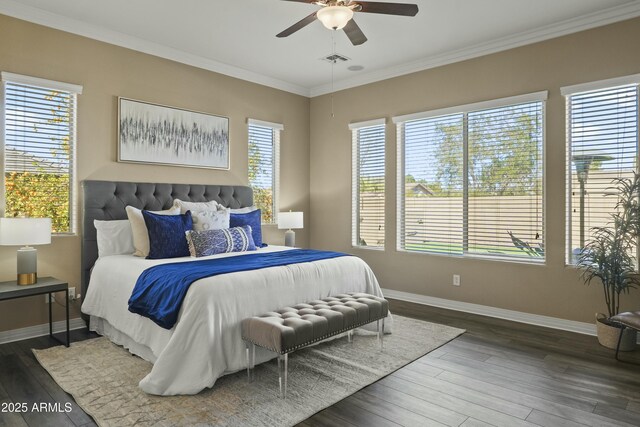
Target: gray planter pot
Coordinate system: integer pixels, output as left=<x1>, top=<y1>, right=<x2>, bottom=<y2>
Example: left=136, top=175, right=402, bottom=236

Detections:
left=596, top=313, right=637, bottom=351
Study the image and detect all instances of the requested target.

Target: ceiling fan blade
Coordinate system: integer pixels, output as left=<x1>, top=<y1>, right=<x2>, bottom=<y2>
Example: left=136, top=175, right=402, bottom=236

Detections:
left=276, top=12, right=318, bottom=38
left=343, top=19, right=367, bottom=46
left=354, top=1, right=418, bottom=16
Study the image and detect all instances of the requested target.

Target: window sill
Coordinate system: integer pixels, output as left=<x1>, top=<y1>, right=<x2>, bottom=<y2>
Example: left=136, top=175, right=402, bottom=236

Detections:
left=396, top=248, right=546, bottom=266
left=352, top=245, right=385, bottom=252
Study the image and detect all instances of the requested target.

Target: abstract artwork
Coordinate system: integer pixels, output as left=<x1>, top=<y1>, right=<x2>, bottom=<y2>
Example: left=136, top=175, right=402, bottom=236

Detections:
left=118, top=98, right=229, bottom=169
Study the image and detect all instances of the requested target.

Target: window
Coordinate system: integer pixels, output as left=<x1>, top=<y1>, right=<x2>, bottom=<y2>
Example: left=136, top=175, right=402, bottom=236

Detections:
left=394, top=92, right=546, bottom=262
left=562, top=75, right=640, bottom=264
left=351, top=119, right=385, bottom=249
left=247, top=119, right=281, bottom=224
left=2, top=72, right=82, bottom=234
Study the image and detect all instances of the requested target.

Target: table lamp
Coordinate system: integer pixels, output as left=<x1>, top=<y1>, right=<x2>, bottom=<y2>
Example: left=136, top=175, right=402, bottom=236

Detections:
left=0, top=218, right=52, bottom=285
left=278, top=211, right=303, bottom=247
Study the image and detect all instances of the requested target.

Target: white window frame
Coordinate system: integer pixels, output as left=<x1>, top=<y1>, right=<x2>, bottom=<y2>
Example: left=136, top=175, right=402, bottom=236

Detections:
left=350, top=118, right=386, bottom=250
left=393, top=91, right=548, bottom=263
left=1, top=72, right=82, bottom=235
left=247, top=118, right=282, bottom=225
left=562, top=74, right=640, bottom=265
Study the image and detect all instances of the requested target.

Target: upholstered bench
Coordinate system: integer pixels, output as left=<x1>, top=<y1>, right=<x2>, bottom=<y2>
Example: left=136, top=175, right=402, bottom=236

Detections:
left=241, top=292, right=389, bottom=398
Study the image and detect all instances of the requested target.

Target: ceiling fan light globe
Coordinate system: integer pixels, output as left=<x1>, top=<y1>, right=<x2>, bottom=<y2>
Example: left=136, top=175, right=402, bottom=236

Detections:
left=317, top=6, right=354, bottom=30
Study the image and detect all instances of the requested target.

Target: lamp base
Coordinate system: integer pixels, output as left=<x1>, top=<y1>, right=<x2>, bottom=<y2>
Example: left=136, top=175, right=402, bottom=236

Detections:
left=17, top=273, right=37, bottom=286
left=284, top=229, right=296, bottom=247
left=17, top=246, right=38, bottom=285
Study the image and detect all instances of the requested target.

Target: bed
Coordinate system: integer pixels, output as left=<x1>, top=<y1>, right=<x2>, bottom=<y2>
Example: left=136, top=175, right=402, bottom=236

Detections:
left=80, top=180, right=390, bottom=396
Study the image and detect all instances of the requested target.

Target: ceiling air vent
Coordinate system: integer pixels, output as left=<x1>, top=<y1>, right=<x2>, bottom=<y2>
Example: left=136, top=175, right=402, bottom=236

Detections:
left=321, top=53, right=350, bottom=63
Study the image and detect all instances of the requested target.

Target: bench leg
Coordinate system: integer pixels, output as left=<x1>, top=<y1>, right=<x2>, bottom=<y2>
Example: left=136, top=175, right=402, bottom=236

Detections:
left=245, top=342, right=255, bottom=382
left=615, top=325, right=626, bottom=361
left=252, top=342, right=256, bottom=374
left=347, top=330, right=353, bottom=343
left=378, top=318, right=384, bottom=351
left=612, top=325, right=640, bottom=364
left=245, top=343, right=250, bottom=381
left=278, top=353, right=288, bottom=399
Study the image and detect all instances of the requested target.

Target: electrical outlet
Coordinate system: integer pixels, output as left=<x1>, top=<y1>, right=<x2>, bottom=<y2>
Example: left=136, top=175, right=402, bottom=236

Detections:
left=453, top=274, right=461, bottom=286
left=68, top=287, right=76, bottom=300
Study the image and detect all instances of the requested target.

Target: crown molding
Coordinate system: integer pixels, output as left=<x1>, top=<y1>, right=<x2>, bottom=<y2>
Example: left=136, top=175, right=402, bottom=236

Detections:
left=1, top=0, right=639, bottom=99
left=310, top=1, right=640, bottom=97
left=0, top=0, right=311, bottom=97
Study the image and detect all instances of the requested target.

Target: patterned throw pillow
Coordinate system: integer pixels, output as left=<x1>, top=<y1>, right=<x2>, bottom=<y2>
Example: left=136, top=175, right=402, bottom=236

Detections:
left=142, top=210, right=193, bottom=259
left=172, top=199, right=230, bottom=231
left=185, top=226, right=257, bottom=257
left=230, top=209, right=264, bottom=247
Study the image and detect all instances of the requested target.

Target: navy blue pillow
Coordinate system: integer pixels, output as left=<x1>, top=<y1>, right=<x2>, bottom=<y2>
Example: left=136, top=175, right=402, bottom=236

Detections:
left=143, top=210, right=193, bottom=259
left=230, top=209, right=265, bottom=247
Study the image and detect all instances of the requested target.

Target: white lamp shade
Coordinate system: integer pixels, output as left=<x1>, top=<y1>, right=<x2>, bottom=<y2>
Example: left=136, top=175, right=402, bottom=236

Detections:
left=278, top=212, right=304, bottom=230
left=317, top=6, right=354, bottom=30
left=0, top=218, right=52, bottom=246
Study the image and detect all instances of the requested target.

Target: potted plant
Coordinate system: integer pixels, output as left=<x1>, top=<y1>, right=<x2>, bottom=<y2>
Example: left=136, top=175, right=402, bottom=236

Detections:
left=577, top=172, right=640, bottom=351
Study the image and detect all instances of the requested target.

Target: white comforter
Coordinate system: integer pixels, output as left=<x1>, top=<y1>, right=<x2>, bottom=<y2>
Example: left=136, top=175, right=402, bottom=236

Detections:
left=81, top=246, right=391, bottom=395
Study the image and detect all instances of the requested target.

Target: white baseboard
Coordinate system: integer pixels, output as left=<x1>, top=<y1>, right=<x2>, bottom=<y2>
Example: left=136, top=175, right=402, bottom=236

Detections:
left=0, top=318, right=86, bottom=345
left=382, top=288, right=598, bottom=336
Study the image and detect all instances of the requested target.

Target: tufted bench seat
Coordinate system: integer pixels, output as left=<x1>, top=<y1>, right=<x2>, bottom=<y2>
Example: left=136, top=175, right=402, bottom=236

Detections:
left=241, top=292, right=389, bottom=398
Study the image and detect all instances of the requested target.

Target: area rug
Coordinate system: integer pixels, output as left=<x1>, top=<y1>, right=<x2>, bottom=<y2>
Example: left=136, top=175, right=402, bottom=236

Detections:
left=33, top=315, right=464, bottom=427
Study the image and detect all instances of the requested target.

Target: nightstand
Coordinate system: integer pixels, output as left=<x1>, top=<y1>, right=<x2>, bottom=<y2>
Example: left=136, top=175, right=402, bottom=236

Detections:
left=0, top=277, right=70, bottom=347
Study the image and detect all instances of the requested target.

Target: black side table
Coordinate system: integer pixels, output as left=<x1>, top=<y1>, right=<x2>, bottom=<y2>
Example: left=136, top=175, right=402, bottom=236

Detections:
left=0, top=277, right=70, bottom=347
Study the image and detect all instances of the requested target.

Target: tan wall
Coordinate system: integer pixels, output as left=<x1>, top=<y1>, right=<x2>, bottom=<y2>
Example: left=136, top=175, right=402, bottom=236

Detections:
left=3, top=13, right=640, bottom=333
left=310, top=17, right=640, bottom=324
left=0, top=15, right=310, bottom=332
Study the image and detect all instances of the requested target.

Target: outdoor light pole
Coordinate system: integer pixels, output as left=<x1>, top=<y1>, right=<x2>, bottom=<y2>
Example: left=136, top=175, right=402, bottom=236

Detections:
left=572, top=153, right=613, bottom=250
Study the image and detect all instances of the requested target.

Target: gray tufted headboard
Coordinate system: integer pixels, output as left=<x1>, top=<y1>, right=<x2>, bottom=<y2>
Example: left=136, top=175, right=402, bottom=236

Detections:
left=81, top=180, right=253, bottom=316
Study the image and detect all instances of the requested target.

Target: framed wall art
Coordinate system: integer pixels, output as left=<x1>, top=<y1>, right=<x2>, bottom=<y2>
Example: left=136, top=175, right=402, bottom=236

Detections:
left=118, top=97, right=229, bottom=169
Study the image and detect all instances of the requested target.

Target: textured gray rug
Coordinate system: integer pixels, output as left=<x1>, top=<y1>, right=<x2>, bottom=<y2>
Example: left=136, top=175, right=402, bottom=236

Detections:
left=34, top=315, right=464, bottom=427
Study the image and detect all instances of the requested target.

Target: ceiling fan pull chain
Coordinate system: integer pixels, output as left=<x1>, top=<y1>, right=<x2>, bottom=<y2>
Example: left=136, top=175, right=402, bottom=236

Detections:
left=331, top=30, right=336, bottom=118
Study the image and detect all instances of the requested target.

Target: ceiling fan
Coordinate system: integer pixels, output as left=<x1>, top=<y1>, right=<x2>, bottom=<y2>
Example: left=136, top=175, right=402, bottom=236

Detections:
left=276, top=0, right=419, bottom=46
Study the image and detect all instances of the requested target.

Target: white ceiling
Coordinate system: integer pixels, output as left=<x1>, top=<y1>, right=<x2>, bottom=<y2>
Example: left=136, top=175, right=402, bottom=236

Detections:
left=1, top=0, right=639, bottom=97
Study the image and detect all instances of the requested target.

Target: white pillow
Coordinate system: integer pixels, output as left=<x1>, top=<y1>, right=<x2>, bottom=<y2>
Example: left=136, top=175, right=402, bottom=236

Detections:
left=172, top=199, right=230, bottom=231
left=126, top=205, right=180, bottom=257
left=94, top=220, right=134, bottom=257
left=172, top=199, right=219, bottom=212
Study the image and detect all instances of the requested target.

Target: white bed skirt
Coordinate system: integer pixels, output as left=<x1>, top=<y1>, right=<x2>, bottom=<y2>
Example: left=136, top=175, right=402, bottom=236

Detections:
left=90, top=316, right=158, bottom=363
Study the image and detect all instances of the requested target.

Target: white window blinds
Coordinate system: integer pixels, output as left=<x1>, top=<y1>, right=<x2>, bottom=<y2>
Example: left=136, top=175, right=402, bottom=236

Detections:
left=2, top=72, right=82, bottom=234
left=399, top=114, right=464, bottom=254
left=395, top=93, right=546, bottom=262
left=351, top=119, right=385, bottom=249
left=563, top=78, right=639, bottom=264
left=248, top=119, right=281, bottom=224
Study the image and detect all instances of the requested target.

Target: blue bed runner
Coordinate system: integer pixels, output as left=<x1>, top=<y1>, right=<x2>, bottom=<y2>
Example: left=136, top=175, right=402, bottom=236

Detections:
left=128, top=249, right=349, bottom=329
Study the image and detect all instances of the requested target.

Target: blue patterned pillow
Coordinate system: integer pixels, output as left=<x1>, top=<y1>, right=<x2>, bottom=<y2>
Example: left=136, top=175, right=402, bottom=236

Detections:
left=230, top=209, right=265, bottom=247
left=142, top=210, right=193, bottom=259
left=185, top=226, right=257, bottom=257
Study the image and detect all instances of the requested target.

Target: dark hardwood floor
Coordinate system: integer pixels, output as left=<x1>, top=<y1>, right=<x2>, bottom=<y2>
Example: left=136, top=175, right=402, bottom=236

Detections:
left=1, top=299, right=640, bottom=426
